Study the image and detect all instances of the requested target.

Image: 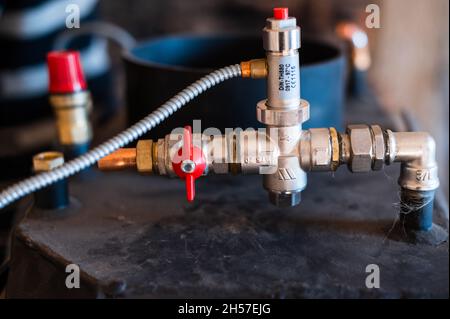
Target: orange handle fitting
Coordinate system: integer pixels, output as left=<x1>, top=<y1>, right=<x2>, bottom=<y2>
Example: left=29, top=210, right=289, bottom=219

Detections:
left=171, top=126, right=206, bottom=202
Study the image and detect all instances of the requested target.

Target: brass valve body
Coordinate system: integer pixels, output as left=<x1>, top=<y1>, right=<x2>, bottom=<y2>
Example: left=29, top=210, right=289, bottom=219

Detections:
left=50, top=91, right=92, bottom=146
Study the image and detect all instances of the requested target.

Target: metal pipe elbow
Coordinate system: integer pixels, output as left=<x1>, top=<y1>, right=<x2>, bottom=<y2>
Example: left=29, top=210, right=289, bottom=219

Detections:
left=390, top=131, right=439, bottom=191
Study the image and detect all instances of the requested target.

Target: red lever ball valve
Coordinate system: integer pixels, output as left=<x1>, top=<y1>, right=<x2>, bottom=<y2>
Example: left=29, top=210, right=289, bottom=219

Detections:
left=171, top=126, right=206, bottom=202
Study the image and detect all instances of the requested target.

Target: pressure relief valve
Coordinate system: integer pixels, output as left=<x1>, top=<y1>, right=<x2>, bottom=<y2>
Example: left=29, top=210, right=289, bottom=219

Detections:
left=47, top=51, right=92, bottom=159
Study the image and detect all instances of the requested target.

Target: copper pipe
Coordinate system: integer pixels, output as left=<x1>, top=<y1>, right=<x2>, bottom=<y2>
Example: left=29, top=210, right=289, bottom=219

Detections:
left=98, top=148, right=137, bottom=171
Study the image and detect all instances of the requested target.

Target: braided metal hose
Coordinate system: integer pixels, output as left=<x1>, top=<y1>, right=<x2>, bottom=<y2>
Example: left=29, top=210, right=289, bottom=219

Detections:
left=0, top=64, right=242, bottom=210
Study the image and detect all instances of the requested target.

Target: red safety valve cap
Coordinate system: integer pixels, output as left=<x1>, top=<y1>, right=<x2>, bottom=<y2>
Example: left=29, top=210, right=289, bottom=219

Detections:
left=47, top=51, right=87, bottom=94
left=172, top=126, right=206, bottom=202
left=273, top=7, right=289, bottom=20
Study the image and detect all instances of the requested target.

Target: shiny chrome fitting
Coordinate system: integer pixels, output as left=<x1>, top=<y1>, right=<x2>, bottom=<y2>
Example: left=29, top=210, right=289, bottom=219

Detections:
left=256, top=99, right=309, bottom=126
left=263, top=17, right=301, bottom=52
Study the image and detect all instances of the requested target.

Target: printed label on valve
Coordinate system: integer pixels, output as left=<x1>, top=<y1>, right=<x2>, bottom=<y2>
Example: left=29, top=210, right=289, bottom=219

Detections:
left=276, top=56, right=300, bottom=100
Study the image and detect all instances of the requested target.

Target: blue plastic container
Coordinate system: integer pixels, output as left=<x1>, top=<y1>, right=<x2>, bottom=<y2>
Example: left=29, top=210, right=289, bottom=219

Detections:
left=124, top=34, right=346, bottom=138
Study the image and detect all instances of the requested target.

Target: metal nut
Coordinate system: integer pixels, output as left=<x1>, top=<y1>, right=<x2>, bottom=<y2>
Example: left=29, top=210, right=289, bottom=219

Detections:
left=309, top=128, right=332, bottom=171
left=136, top=140, right=153, bottom=173
left=370, top=125, right=385, bottom=170
left=257, top=99, right=309, bottom=126
left=268, top=191, right=302, bottom=207
left=263, top=18, right=301, bottom=51
left=347, top=124, right=373, bottom=172
left=33, top=151, right=64, bottom=172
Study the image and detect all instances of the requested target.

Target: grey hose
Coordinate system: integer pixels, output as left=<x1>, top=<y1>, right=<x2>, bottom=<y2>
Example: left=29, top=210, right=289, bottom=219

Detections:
left=0, top=64, right=242, bottom=210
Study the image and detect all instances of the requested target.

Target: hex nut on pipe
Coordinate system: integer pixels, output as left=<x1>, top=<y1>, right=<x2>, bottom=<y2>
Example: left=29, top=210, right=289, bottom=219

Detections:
left=33, top=151, right=64, bottom=172
left=257, top=99, right=310, bottom=126
left=347, top=124, right=373, bottom=172
left=136, top=140, right=153, bottom=173
left=370, top=125, right=386, bottom=170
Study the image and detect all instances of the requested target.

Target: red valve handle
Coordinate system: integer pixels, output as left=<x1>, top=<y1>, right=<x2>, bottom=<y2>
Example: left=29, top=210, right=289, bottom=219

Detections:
left=172, top=126, right=206, bottom=202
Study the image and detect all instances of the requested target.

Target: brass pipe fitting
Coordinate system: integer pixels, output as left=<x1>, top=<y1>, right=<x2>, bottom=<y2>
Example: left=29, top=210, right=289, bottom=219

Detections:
left=33, top=151, right=65, bottom=172
left=32, top=151, right=69, bottom=209
left=240, top=59, right=268, bottom=79
left=97, top=140, right=158, bottom=174
left=136, top=140, right=154, bottom=174
left=50, top=91, right=92, bottom=146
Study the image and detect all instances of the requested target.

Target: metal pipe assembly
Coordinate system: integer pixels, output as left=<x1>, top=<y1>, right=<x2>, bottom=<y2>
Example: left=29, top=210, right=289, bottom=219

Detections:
left=0, top=8, right=445, bottom=244
left=98, top=8, right=445, bottom=243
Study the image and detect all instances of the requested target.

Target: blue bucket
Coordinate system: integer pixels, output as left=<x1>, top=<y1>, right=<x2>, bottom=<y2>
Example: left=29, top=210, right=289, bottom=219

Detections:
left=124, top=34, right=346, bottom=138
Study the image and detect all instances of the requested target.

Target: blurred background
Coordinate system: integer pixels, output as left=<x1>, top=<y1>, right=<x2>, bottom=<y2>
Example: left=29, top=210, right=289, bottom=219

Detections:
left=0, top=0, right=448, bottom=198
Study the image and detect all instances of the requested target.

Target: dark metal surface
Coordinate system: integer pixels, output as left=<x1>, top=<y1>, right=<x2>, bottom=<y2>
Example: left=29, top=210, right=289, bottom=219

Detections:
left=7, top=99, right=449, bottom=298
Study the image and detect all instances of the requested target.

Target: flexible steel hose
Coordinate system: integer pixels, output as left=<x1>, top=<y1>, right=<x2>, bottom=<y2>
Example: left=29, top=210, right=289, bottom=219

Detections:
left=0, top=64, right=242, bottom=210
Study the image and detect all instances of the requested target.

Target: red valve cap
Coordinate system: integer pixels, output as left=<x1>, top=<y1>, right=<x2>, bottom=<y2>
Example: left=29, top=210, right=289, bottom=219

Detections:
left=47, top=51, right=87, bottom=94
left=273, top=7, right=289, bottom=20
